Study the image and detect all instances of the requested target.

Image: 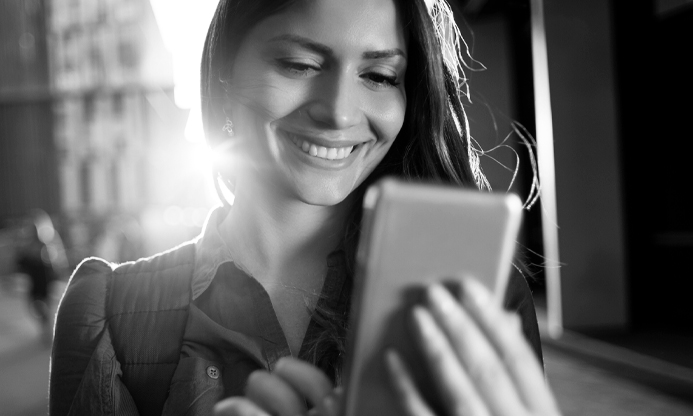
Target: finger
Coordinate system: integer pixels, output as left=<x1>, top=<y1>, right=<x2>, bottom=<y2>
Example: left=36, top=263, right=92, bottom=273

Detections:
left=425, top=284, right=525, bottom=416
left=274, top=357, right=333, bottom=408
left=411, top=306, right=491, bottom=416
left=384, top=349, right=436, bottom=416
left=460, top=279, right=561, bottom=415
left=306, top=390, right=341, bottom=416
left=316, top=389, right=341, bottom=416
left=245, top=370, right=308, bottom=416
left=214, top=397, right=272, bottom=416
left=325, top=387, right=344, bottom=416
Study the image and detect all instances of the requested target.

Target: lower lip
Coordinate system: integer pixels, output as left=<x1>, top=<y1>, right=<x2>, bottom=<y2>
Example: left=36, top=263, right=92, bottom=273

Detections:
left=281, top=131, right=361, bottom=171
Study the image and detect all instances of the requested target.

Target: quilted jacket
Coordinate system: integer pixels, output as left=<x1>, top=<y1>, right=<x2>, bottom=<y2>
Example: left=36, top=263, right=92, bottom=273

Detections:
left=49, top=239, right=543, bottom=415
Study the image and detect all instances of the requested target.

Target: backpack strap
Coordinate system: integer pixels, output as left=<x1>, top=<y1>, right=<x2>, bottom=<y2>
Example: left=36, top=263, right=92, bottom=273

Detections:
left=106, top=242, right=196, bottom=415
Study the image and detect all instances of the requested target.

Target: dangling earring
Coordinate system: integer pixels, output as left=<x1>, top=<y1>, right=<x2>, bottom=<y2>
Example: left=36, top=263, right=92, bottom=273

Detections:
left=222, top=118, right=235, bottom=137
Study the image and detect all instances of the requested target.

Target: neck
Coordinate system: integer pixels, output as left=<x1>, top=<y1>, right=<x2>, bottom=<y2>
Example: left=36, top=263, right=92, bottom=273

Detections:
left=219, top=175, right=354, bottom=285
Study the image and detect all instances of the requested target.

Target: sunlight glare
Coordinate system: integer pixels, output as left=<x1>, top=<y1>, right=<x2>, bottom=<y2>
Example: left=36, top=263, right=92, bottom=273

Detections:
left=190, top=142, right=216, bottom=175
left=149, top=0, right=218, bottom=110
left=149, top=0, right=217, bottom=160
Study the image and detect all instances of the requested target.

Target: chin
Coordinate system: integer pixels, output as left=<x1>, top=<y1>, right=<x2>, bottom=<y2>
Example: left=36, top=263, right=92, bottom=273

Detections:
left=291, top=177, right=359, bottom=208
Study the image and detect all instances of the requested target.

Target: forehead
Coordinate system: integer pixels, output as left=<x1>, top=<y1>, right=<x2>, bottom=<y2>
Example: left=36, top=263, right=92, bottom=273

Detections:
left=250, top=0, right=406, bottom=52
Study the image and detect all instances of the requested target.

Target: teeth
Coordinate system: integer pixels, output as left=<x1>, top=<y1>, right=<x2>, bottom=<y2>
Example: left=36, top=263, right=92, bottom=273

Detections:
left=288, top=133, right=356, bottom=160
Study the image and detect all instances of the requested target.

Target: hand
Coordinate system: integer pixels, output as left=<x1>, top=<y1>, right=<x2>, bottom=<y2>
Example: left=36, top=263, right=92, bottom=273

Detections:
left=214, top=357, right=342, bottom=416
left=385, top=279, right=561, bottom=416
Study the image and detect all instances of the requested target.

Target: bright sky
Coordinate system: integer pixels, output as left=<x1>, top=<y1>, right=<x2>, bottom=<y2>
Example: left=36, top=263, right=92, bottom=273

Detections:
left=149, top=0, right=219, bottom=142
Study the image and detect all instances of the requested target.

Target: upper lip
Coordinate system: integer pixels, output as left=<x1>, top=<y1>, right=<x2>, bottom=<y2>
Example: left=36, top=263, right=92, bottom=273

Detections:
left=279, top=127, right=370, bottom=148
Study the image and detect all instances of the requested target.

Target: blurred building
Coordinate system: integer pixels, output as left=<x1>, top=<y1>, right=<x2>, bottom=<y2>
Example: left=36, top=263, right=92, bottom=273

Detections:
left=2, top=0, right=206, bottom=268
left=47, top=0, right=185, bottom=264
left=49, top=0, right=175, bottom=215
left=0, top=0, right=58, bottom=218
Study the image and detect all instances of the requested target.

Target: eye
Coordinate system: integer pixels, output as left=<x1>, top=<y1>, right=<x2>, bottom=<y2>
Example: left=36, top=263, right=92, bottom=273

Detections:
left=277, top=59, right=321, bottom=77
left=362, top=71, right=400, bottom=89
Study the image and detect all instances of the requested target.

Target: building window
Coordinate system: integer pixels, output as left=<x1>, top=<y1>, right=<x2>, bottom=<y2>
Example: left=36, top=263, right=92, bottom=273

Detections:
left=83, top=93, right=95, bottom=123
left=112, top=92, right=123, bottom=117
left=69, top=0, right=80, bottom=17
left=89, top=46, right=104, bottom=82
left=110, top=160, right=120, bottom=206
left=80, top=160, right=91, bottom=208
left=118, top=40, right=138, bottom=70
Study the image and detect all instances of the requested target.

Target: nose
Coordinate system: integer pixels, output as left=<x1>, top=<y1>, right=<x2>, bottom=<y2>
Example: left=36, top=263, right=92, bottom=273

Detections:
left=306, top=72, right=362, bottom=129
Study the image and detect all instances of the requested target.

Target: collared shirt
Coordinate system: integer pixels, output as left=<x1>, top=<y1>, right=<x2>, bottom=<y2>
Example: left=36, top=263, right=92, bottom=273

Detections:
left=161, top=206, right=351, bottom=414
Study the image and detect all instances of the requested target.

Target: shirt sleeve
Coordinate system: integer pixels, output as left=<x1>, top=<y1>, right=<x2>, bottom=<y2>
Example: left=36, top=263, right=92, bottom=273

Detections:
left=49, top=258, right=139, bottom=416
left=503, top=267, right=544, bottom=366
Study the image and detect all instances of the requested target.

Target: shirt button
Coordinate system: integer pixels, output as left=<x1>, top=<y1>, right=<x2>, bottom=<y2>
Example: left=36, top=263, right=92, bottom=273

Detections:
left=206, top=365, right=220, bottom=380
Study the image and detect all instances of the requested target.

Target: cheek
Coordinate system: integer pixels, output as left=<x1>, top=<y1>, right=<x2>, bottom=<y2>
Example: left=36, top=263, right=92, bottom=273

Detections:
left=233, top=70, right=308, bottom=122
left=366, top=91, right=406, bottom=144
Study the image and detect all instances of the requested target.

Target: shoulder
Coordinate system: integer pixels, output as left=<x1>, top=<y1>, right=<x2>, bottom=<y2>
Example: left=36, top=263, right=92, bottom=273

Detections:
left=51, top=242, right=198, bottom=415
left=108, top=241, right=197, bottom=313
left=113, top=239, right=197, bottom=277
left=52, top=257, right=115, bottom=383
left=56, top=241, right=197, bottom=326
left=57, top=257, right=114, bottom=324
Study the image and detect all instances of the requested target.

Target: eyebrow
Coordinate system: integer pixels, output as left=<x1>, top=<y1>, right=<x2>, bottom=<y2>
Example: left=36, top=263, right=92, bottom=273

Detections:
left=268, top=34, right=406, bottom=60
left=363, top=49, right=406, bottom=60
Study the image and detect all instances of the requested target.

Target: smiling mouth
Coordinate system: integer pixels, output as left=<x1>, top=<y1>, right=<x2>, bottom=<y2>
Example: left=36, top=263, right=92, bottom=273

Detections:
left=287, top=133, right=356, bottom=161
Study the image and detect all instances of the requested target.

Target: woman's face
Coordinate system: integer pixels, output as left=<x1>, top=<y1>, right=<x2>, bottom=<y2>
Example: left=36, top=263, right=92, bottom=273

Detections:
left=227, top=0, right=407, bottom=206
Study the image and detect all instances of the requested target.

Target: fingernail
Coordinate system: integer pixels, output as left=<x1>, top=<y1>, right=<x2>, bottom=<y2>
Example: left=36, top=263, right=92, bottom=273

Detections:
left=384, top=348, right=404, bottom=373
left=427, top=283, right=456, bottom=313
left=274, top=357, right=287, bottom=370
left=322, top=395, right=336, bottom=414
left=412, top=306, right=435, bottom=337
left=462, top=278, right=491, bottom=308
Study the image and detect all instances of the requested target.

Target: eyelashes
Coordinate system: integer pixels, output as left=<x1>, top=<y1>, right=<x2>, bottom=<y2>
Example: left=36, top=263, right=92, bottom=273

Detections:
left=276, top=59, right=401, bottom=89
left=278, top=60, right=320, bottom=77
left=362, top=72, right=400, bottom=88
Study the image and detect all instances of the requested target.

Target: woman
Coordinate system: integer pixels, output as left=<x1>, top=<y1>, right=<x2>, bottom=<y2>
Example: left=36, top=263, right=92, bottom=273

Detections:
left=50, top=0, right=559, bottom=415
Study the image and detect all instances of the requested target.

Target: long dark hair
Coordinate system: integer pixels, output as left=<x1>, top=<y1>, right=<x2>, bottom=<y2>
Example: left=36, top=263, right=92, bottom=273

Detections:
left=201, top=0, right=482, bottom=383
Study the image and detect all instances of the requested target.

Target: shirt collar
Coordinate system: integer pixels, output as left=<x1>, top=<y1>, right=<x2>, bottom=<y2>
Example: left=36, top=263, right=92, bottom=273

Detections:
left=192, top=205, right=350, bottom=301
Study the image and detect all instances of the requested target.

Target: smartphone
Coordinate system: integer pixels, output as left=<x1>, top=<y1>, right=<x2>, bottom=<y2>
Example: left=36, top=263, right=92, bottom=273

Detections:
left=342, top=178, right=523, bottom=416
